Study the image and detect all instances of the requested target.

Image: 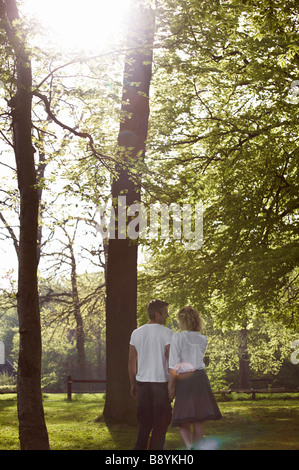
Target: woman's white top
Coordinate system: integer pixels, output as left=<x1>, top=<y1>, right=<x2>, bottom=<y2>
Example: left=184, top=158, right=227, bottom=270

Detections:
left=169, top=331, right=208, bottom=374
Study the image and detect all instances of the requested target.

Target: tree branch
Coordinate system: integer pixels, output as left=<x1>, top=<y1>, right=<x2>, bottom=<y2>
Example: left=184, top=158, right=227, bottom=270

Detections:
left=32, top=90, right=115, bottom=168
left=0, top=210, right=19, bottom=257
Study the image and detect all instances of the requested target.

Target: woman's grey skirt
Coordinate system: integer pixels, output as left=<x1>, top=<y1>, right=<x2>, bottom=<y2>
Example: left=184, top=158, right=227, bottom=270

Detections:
left=172, top=369, right=222, bottom=427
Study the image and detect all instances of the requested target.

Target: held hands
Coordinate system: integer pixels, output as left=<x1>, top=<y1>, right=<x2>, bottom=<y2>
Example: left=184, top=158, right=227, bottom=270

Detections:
left=168, top=383, right=175, bottom=402
left=168, top=369, right=176, bottom=401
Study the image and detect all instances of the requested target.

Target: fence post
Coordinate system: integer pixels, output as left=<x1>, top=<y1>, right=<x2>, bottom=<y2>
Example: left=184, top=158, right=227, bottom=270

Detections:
left=67, top=375, right=72, bottom=400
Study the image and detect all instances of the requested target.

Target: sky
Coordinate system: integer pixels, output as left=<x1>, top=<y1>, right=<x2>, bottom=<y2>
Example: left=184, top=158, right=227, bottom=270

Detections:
left=22, top=0, right=132, bottom=53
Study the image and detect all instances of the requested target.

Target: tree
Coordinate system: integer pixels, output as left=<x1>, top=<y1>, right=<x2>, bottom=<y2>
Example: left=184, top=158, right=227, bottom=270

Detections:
left=238, top=328, right=251, bottom=389
left=39, top=272, right=106, bottom=391
left=40, top=208, right=107, bottom=380
left=49, top=218, right=88, bottom=378
left=104, top=1, right=155, bottom=423
left=0, top=0, right=49, bottom=449
left=140, top=0, right=299, bottom=328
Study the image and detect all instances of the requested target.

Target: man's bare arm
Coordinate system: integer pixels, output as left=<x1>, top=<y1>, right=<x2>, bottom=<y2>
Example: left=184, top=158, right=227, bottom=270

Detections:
left=128, top=344, right=138, bottom=400
left=165, top=344, right=170, bottom=361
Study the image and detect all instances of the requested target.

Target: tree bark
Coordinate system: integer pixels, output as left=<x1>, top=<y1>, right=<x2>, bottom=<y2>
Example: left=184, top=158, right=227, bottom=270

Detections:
left=103, top=3, right=155, bottom=423
left=238, top=328, right=251, bottom=389
left=1, top=0, right=49, bottom=449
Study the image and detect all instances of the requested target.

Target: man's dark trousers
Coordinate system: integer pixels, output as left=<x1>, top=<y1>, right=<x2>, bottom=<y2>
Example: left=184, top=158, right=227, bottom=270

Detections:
left=134, top=382, right=172, bottom=450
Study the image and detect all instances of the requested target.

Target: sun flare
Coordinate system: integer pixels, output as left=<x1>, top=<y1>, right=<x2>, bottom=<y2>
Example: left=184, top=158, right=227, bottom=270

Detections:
left=23, top=0, right=132, bottom=51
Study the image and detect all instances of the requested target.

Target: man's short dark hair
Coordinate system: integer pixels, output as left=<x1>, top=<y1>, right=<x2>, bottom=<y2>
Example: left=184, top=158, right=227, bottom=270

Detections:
left=147, top=299, right=169, bottom=320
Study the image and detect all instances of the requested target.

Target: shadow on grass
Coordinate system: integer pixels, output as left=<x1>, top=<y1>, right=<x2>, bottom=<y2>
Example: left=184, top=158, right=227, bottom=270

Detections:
left=94, top=412, right=137, bottom=450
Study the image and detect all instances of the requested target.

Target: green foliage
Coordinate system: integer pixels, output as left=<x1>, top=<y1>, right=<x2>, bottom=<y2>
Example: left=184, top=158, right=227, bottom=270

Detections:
left=0, top=371, right=16, bottom=392
left=140, top=0, right=299, bottom=331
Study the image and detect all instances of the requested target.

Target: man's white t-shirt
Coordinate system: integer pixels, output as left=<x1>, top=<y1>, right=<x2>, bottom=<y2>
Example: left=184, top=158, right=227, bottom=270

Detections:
left=130, top=323, right=173, bottom=383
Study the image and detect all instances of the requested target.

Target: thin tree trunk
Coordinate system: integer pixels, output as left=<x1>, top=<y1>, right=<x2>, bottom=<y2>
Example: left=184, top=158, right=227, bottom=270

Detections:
left=70, top=247, right=87, bottom=379
left=104, top=3, right=155, bottom=423
left=1, top=0, right=49, bottom=449
left=238, top=328, right=251, bottom=389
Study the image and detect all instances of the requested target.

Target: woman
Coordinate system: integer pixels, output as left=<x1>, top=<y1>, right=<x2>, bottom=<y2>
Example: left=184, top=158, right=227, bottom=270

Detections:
left=168, top=306, right=222, bottom=450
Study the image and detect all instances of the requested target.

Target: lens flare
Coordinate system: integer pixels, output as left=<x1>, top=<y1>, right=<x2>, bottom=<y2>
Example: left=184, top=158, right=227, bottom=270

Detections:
left=195, top=437, right=221, bottom=450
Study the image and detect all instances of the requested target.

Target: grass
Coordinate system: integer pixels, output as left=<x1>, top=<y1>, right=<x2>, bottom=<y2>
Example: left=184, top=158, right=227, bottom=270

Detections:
left=0, top=393, right=299, bottom=450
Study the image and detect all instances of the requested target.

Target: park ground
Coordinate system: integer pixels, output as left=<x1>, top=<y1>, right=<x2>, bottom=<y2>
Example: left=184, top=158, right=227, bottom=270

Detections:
left=0, top=393, right=299, bottom=450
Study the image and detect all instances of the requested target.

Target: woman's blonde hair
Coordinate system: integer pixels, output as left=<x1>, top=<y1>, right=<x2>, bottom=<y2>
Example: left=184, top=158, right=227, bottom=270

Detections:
left=177, top=305, right=203, bottom=332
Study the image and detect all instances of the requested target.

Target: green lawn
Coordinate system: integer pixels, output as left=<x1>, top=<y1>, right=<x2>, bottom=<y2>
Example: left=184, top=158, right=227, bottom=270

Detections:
left=0, top=393, right=299, bottom=450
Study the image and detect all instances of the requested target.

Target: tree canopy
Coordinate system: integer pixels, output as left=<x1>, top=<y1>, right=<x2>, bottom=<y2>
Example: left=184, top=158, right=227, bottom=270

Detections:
left=138, top=0, right=299, bottom=330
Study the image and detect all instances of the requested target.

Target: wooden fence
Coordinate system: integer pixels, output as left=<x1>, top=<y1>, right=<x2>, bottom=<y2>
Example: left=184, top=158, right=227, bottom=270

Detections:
left=214, top=377, right=299, bottom=400
left=65, top=375, right=299, bottom=401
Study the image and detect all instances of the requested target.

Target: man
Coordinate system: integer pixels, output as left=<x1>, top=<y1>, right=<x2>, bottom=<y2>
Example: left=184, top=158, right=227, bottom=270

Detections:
left=128, top=299, right=173, bottom=450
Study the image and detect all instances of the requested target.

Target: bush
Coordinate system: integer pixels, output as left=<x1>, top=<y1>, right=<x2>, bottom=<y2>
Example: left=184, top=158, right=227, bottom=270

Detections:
left=0, top=372, right=16, bottom=392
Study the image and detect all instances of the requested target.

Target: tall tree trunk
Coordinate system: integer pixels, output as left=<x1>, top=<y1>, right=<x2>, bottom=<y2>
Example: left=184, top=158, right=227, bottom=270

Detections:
left=238, top=328, right=251, bottom=389
left=103, top=2, right=155, bottom=423
left=1, top=0, right=49, bottom=449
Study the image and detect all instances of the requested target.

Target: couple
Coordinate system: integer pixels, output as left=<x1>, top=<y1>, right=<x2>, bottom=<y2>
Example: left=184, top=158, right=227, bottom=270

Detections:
left=128, top=299, right=222, bottom=451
